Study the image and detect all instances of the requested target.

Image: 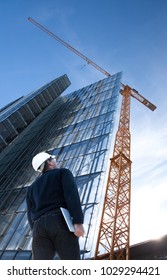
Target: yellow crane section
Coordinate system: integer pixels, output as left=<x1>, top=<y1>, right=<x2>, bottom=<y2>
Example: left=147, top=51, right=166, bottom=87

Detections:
left=28, top=17, right=111, bottom=78
left=94, top=85, right=155, bottom=260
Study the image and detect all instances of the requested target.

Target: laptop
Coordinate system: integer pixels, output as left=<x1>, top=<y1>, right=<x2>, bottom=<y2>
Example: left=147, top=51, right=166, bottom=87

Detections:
left=60, top=207, right=75, bottom=232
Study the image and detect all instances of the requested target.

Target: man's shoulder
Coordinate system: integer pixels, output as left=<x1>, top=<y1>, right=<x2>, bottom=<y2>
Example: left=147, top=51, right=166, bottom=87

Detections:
left=60, top=167, right=69, bottom=172
left=46, top=167, right=70, bottom=176
left=50, top=167, right=67, bottom=173
left=59, top=168, right=72, bottom=175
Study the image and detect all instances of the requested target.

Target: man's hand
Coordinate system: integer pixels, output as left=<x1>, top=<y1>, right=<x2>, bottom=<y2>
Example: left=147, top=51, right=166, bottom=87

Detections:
left=74, top=224, right=85, bottom=237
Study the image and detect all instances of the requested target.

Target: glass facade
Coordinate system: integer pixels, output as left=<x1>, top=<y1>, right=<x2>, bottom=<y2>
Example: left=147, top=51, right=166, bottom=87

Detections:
left=0, top=72, right=122, bottom=259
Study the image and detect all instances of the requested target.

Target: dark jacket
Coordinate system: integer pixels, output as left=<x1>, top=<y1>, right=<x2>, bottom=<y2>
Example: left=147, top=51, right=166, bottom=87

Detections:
left=26, top=168, right=83, bottom=229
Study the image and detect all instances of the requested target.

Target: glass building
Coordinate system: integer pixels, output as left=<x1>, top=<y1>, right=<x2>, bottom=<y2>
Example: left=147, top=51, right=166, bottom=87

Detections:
left=0, top=72, right=122, bottom=260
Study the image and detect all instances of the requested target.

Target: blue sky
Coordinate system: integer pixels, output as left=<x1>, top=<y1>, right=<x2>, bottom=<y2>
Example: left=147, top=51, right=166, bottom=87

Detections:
left=0, top=0, right=167, bottom=245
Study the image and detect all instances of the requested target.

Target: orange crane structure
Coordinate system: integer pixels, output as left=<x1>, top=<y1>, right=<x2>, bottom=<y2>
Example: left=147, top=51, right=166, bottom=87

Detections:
left=28, top=17, right=156, bottom=259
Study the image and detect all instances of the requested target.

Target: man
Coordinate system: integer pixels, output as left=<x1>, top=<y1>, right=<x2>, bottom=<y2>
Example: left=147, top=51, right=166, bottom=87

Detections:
left=26, top=151, right=84, bottom=260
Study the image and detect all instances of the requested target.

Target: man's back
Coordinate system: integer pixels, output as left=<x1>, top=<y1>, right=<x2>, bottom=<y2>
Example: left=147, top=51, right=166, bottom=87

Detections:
left=26, top=168, right=84, bottom=229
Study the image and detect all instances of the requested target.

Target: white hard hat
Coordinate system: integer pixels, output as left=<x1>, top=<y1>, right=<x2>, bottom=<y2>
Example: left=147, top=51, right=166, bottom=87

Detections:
left=32, top=152, right=55, bottom=172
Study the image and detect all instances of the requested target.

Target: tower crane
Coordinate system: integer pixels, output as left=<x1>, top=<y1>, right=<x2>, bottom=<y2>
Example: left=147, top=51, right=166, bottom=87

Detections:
left=28, top=17, right=156, bottom=259
left=28, top=17, right=111, bottom=78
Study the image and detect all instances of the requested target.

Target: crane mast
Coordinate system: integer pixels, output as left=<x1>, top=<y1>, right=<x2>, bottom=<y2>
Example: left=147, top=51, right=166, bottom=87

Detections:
left=28, top=18, right=156, bottom=259
left=94, top=85, right=131, bottom=259
left=94, top=85, right=155, bottom=260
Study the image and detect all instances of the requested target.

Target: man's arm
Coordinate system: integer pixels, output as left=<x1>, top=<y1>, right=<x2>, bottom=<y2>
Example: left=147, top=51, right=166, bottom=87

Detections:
left=61, top=168, right=84, bottom=237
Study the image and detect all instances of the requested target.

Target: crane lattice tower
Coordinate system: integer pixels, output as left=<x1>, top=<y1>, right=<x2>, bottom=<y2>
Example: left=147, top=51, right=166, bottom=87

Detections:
left=94, top=85, right=131, bottom=260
